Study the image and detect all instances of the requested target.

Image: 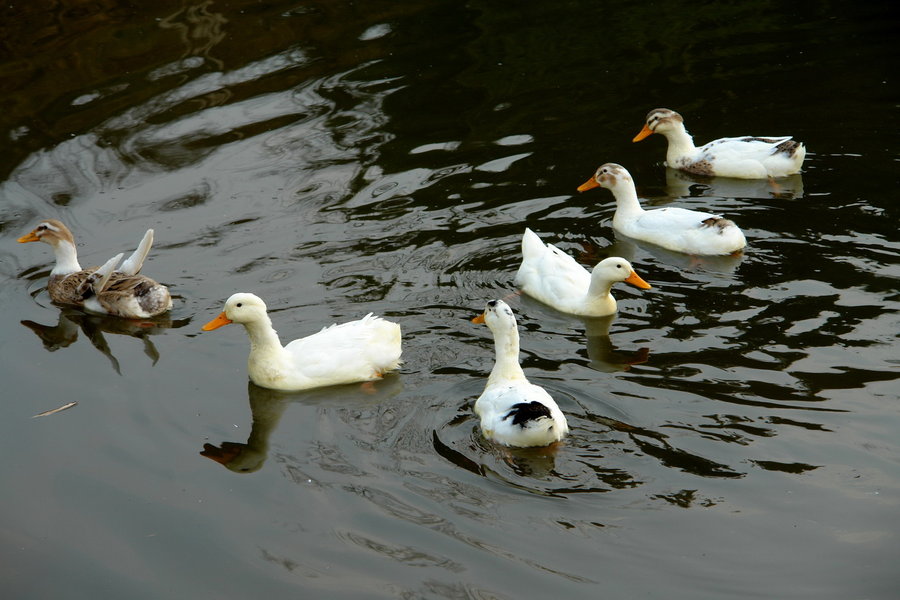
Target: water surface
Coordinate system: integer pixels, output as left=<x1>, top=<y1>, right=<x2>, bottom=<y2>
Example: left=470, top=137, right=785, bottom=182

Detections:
left=2, top=2, right=898, bottom=598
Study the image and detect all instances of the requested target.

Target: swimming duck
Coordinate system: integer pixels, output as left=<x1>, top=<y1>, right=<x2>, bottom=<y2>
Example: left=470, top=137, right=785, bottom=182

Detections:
left=515, top=228, right=651, bottom=316
left=633, top=108, right=806, bottom=179
left=17, top=219, right=172, bottom=318
left=471, top=299, right=568, bottom=447
left=202, top=293, right=402, bottom=391
left=577, top=163, right=746, bottom=255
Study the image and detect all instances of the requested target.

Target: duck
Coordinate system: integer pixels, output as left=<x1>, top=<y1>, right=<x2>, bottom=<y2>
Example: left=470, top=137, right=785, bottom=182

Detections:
left=17, top=219, right=172, bottom=318
left=201, top=292, right=402, bottom=391
left=471, top=299, right=568, bottom=447
left=577, top=163, right=747, bottom=256
left=515, top=228, right=651, bottom=316
left=633, top=108, right=806, bottom=179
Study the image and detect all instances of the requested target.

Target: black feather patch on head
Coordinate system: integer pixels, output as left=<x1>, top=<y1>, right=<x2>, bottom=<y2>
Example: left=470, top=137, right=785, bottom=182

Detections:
left=503, top=401, right=552, bottom=427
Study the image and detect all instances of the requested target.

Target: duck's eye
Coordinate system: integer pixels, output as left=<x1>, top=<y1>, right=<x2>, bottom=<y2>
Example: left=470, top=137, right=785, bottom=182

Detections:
left=37, top=224, right=46, bottom=231
left=616, top=264, right=622, bottom=269
left=236, top=303, right=243, bottom=307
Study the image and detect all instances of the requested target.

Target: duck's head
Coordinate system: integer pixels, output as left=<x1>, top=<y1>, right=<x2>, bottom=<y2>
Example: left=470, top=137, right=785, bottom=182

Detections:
left=577, top=163, right=632, bottom=193
left=633, top=108, right=683, bottom=142
left=593, top=257, right=652, bottom=289
left=471, top=299, right=517, bottom=332
left=18, top=219, right=75, bottom=247
left=202, top=292, right=268, bottom=330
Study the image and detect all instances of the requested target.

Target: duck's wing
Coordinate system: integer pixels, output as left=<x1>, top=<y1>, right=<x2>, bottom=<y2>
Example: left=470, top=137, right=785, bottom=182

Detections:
left=76, top=253, right=123, bottom=300
left=285, top=314, right=402, bottom=380
left=633, top=206, right=719, bottom=233
left=517, top=240, right=591, bottom=299
left=119, top=229, right=154, bottom=276
left=700, top=136, right=793, bottom=161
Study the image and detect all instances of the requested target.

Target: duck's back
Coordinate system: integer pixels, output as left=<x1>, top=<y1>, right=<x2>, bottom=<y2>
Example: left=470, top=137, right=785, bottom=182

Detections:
left=285, top=314, right=402, bottom=383
left=516, top=231, right=591, bottom=311
left=475, top=380, right=568, bottom=447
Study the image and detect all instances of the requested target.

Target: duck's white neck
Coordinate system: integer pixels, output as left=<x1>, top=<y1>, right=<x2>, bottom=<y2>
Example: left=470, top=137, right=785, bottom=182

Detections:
left=661, top=122, right=698, bottom=164
left=242, top=315, right=284, bottom=356
left=488, top=325, right=527, bottom=385
left=610, top=180, right=646, bottom=229
left=50, top=241, right=82, bottom=275
left=586, top=277, right=616, bottom=312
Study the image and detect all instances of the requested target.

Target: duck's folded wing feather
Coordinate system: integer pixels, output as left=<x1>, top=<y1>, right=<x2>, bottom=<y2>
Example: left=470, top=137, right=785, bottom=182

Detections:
left=632, top=207, right=718, bottom=232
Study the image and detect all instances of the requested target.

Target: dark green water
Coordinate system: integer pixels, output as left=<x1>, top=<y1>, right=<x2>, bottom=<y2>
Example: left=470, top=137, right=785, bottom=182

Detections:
left=2, top=1, right=898, bottom=598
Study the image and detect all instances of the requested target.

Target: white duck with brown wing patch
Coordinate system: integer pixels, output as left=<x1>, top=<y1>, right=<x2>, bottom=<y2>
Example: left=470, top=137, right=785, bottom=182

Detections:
left=471, top=299, right=568, bottom=447
left=578, top=163, right=747, bottom=255
left=634, top=108, right=806, bottom=179
left=202, top=293, right=402, bottom=391
left=18, top=219, right=172, bottom=318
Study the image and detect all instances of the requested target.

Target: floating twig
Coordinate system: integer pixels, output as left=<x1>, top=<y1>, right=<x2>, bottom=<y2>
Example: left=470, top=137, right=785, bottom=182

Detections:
left=32, top=402, right=77, bottom=418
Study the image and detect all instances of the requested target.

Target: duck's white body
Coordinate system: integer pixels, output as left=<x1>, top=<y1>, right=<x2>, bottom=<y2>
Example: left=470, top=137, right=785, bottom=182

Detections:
left=18, top=219, right=172, bottom=318
left=578, top=163, right=747, bottom=256
left=472, top=299, right=568, bottom=447
left=203, top=293, right=402, bottom=391
left=514, top=228, right=651, bottom=316
left=634, top=108, right=805, bottom=179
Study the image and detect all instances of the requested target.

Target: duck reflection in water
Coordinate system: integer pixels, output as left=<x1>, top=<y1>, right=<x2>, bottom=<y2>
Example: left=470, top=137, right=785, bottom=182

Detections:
left=516, top=295, right=650, bottom=374
left=582, top=231, right=744, bottom=275
left=201, top=376, right=403, bottom=474
left=21, top=308, right=187, bottom=374
left=664, top=168, right=804, bottom=200
left=581, top=313, right=650, bottom=373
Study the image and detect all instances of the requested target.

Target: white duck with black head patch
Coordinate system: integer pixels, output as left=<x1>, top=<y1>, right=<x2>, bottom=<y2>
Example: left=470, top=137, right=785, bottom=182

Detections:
left=471, top=299, right=568, bottom=447
left=633, top=108, right=806, bottom=179
left=578, top=163, right=747, bottom=256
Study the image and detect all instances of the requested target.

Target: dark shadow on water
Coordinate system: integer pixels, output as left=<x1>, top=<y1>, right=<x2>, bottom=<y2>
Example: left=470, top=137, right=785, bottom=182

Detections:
left=21, top=308, right=189, bottom=374
left=201, top=376, right=403, bottom=474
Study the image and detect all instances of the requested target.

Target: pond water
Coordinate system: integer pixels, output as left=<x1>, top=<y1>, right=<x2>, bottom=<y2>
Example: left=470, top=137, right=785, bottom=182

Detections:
left=2, top=1, right=898, bottom=598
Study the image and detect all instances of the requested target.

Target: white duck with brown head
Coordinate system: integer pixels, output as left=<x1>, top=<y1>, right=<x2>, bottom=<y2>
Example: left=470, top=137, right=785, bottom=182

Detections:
left=634, top=108, right=806, bottom=179
left=578, top=163, right=746, bottom=256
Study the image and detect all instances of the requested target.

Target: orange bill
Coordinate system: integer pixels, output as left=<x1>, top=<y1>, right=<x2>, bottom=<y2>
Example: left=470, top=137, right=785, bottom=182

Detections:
left=17, top=231, right=40, bottom=243
left=632, top=123, right=654, bottom=142
left=625, top=271, right=652, bottom=289
left=577, top=177, right=600, bottom=192
left=471, top=313, right=486, bottom=324
left=202, top=311, right=233, bottom=331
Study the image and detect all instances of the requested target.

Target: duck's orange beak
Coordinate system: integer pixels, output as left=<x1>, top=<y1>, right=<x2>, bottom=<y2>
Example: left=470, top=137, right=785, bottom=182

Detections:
left=202, top=311, right=232, bottom=331
left=471, top=313, right=486, bottom=324
left=577, top=177, right=600, bottom=192
left=632, top=124, right=654, bottom=142
left=17, top=231, right=40, bottom=243
left=625, top=271, right=652, bottom=290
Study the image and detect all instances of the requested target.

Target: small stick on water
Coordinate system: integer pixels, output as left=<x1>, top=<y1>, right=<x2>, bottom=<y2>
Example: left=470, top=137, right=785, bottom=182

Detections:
left=32, top=402, right=77, bottom=418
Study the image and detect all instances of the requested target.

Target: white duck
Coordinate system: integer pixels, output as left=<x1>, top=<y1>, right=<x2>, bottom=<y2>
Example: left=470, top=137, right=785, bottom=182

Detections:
left=515, top=228, right=651, bottom=316
left=633, top=108, right=806, bottom=179
left=578, top=163, right=747, bottom=256
left=202, top=293, right=402, bottom=391
left=471, top=299, right=568, bottom=447
left=18, top=219, right=172, bottom=318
